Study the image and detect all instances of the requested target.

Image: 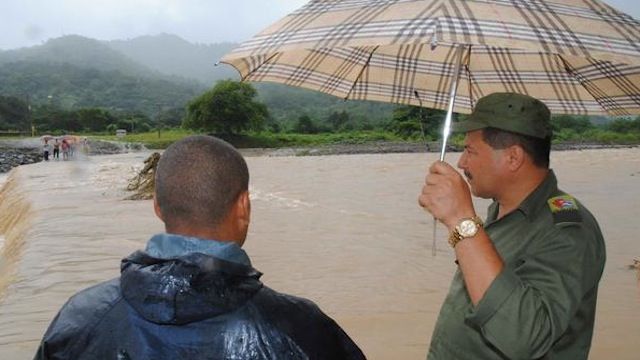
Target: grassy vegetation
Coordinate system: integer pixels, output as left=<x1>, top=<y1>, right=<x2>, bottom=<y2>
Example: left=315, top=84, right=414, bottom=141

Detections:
left=91, top=129, right=406, bottom=149
left=553, top=129, right=640, bottom=145
left=93, top=128, right=196, bottom=149
left=91, top=128, right=640, bottom=151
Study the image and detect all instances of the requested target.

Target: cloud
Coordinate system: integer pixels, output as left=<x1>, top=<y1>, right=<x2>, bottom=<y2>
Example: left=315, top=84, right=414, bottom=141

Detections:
left=0, top=0, right=636, bottom=50
left=0, top=0, right=311, bottom=49
left=23, top=24, right=44, bottom=41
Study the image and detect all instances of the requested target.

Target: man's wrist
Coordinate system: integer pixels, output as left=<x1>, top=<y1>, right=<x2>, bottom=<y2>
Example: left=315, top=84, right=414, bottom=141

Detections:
left=448, top=216, right=484, bottom=248
left=445, top=211, right=478, bottom=232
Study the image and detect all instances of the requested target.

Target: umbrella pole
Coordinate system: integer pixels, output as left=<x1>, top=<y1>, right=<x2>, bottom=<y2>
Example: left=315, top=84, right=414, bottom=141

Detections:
left=439, top=44, right=466, bottom=161
left=432, top=44, right=466, bottom=256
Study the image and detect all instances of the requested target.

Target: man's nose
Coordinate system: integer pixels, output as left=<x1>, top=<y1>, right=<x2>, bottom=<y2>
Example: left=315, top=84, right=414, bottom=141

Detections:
left=457, top=153, right=467, bottom=169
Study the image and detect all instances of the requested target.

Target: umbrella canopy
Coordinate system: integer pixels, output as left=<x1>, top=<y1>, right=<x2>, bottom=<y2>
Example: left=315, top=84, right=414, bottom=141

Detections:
left=222, top=0, right=640, bottom=116
left=60, top=135, right=80, bottom=143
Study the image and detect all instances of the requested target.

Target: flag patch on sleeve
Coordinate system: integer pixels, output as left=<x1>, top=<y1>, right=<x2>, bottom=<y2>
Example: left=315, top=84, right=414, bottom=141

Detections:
left=547, top=195, right=581, bottom=223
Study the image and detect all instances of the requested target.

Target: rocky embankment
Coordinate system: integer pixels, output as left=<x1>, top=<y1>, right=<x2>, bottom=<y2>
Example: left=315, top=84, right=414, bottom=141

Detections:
left=0, top=139, right=144, bottom=173
left=241, top=141, right=637, bottom=157
left=0, top=146, right=41, bottom=173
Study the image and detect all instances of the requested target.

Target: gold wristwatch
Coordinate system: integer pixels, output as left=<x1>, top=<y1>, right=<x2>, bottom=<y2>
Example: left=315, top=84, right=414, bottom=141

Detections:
left=448, top=216, right=483, bottom=248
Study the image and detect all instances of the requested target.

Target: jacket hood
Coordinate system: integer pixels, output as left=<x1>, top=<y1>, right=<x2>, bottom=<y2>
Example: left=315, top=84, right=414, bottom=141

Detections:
left=120, top=251, right=263, bottom=325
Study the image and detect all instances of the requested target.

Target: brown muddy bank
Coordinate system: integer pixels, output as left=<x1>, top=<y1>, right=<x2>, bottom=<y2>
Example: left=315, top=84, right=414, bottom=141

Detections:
left=241, top=141, right=638, bottom=157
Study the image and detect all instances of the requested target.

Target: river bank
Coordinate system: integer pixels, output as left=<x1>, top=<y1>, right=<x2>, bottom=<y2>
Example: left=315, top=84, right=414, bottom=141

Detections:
left=3, top=138, right=637, bottom=174
left=239, top=141, right=638, bottom=157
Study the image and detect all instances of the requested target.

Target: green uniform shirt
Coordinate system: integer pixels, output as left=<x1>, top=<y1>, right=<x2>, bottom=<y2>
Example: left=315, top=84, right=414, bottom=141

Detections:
left=428, top=171, right=606, bottom=360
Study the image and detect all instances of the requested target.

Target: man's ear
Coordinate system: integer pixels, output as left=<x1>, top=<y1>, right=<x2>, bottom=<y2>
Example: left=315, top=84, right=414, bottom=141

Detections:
left=506, top=145, right=526, bottom=171
left=153, top=195, right=164, bottom=222
left=236, top=190, right=251, bottom=226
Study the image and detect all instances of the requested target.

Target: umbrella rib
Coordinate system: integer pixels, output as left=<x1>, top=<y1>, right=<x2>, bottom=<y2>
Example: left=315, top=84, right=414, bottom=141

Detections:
left=344, top=46, right=379, bottom=100
left=556, top=54, right=622, bottom=115
left=239, top=52, right=281, bottom=82
left=465, top=45, right=476, bottom=109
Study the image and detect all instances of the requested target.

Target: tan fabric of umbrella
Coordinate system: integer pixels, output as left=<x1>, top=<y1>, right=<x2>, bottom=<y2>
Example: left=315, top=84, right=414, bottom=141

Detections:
left=222, top=0, right=640, bottom=115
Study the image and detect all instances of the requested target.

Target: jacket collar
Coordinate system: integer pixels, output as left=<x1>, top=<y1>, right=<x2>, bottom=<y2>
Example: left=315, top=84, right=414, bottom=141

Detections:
left=145, top=233, right=251, bottom=266
left=487, top=170, right=558, bottom=222
left=121, top=249, right=262, bottom=325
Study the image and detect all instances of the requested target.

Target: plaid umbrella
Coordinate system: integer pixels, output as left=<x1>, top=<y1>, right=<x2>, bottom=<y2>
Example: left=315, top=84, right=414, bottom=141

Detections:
left=221, top=0, right=640, bottom=116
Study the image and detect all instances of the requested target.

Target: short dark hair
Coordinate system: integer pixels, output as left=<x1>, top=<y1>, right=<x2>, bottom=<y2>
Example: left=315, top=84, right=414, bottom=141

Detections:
left=482, top=127, right=551, bottom=168
left=155, top=135, right=249, bottom=229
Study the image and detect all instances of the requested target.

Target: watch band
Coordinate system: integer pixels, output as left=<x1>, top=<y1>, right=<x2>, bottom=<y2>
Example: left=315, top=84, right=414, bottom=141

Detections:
left=448, top=216, right=483, bottom=248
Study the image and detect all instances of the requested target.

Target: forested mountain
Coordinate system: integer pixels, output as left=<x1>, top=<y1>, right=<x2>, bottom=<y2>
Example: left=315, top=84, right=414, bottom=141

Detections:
left=0, top=34, right=394, bottom=125
left=0, top=35, right=160, bottom=79
left=105, top=34, right=395, bottom=124
left=0, top=35, right=206, bottom=116
left=0, top=62, right=204, bottom=115
left=254, top=83, right=394, bottom=128
left=107, top=33, right=237, bottom=85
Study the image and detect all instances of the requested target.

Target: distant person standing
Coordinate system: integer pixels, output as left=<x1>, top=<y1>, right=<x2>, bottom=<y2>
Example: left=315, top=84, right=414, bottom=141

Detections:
left=61, top=140, right=70, bottom=160
left=80, top=138, right=90, bottom=156
left=52, top=140, right=60, bottom=160
left=42, top=140, right=51, bottom=161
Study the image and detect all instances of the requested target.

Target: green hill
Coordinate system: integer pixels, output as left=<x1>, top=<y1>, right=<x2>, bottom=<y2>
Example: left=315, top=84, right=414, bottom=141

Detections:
left=106, top=33, right=238, bottom=85
left=104, top=34, right=395, bottom=125
left=0, top=35, right=160, bottom=78
left=0, top=35, right=206, bottom=116
left=0, top=34, right=395, bottom=126
left=0, top=61, right=204, bottom=116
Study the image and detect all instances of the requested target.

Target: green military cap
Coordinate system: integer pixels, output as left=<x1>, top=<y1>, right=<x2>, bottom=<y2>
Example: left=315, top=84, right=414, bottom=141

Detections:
left=453, top=93, right=552, bottom=139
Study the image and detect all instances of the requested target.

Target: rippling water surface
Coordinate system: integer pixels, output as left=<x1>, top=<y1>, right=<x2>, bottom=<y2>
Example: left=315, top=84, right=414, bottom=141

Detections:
left=0, top=149, right=638, bottom=359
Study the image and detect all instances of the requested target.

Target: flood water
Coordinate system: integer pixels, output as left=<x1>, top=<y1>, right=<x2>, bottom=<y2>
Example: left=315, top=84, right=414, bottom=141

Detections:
left=0, top=148, right=639, bottom=359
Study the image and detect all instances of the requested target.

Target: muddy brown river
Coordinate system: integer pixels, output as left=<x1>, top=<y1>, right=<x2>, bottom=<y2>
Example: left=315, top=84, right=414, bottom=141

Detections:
left=0, top=148, right=638, bottom=359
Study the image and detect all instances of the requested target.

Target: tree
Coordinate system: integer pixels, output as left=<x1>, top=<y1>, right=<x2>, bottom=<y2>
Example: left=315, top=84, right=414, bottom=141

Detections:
left=293, top=115, right=319, bottom=134
left=386, top=105, right=445, bottom=139
left=116, top=113, right=152, bottom=133
left=551, top=115, right=594, bottom=134
left=607, top=117, right=640, bottom=133
left=156, top=107, right=186, bottom=128
left=77, top=108, right=116, bottom=132
left=0, top=96, right=30, bottom=130
left=327, top=110, right=350, bottom=132
left=183, top=80, right=268, bottom=134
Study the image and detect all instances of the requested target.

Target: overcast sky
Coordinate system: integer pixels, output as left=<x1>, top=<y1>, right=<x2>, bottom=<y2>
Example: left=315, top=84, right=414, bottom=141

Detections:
left=0, top=0, right=638, bottom=50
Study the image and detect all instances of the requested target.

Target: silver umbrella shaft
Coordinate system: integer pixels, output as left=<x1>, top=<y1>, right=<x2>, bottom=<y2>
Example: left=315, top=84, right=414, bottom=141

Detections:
left=433, top=44, right=466, bottom=256
left=439, top=45, right=466, bottom=162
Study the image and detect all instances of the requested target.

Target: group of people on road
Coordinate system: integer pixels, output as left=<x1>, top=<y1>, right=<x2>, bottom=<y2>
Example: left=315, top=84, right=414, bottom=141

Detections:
left=35, top=93, right=605, bottom=360
left=42, top=137, right=89, bottom=161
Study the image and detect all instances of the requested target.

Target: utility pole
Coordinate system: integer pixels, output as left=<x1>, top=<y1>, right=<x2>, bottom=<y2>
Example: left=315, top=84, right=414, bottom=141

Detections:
left=25, top=93, right=34, bottom=137
left=157, top=103, right=163, bottom=138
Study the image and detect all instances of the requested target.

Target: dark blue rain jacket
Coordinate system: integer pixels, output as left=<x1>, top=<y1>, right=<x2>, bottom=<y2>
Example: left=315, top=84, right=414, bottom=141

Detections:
left=34, top=250, right=366, bottom=359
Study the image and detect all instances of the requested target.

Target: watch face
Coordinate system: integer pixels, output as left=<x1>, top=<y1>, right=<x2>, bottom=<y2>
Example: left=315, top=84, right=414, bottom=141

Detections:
left=458, top=219, right=478, bottom=237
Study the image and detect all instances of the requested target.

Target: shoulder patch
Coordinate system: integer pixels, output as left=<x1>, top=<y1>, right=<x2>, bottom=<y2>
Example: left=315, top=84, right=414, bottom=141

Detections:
left=547, top=195, right=582, bottom=224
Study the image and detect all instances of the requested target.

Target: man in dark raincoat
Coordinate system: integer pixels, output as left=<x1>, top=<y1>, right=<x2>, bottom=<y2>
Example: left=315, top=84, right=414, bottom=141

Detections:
left=34, top=135, right=366, bottom=360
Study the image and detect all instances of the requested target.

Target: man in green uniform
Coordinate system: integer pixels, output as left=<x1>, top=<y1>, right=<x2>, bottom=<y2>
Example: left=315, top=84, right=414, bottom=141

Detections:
left=418, top=93, right=605, bottom=359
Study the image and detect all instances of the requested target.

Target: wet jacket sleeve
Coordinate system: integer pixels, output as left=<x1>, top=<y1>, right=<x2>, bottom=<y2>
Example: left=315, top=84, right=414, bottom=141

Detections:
left=33, top=301, right=88, bottom=360
left=254, top=289, right=367, bottom=359
left=464, top=224, right=603, bottom=359
left=33, top=280, right=122, bottom=360
left=319, top=313, right=367, bottom=359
